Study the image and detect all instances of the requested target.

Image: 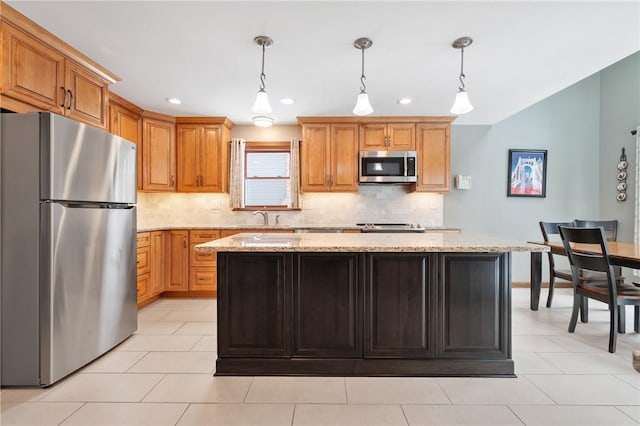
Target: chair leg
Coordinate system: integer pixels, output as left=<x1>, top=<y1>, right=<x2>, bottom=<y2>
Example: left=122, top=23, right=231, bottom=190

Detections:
left=546, top=275, right=555, bottom=308
left=609, top=305, right=618, bottom=353
left=580, top=297, right=589, bottom=323
left=618, top=306, right=626, bottom=334
left=634, top=306, right=639, bottom=333
left=569, top=294, right=581, bottom=333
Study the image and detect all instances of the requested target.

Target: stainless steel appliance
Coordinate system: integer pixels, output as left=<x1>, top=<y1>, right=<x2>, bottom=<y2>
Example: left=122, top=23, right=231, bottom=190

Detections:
left=357, top=223, right=426, bottom=233
left=359, top=150, right=417, bottom=183
left=1, top=112, right=137, bottom=387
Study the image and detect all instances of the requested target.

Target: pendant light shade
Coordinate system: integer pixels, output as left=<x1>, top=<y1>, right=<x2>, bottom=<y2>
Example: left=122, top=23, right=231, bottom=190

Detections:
left=451, top=90, right=473, bottom=115
left=353, top=93, right=374, bottom=116
left=252, top=36, right=273, bottom=114
left=450, top=36, right=474, bottom=115
left=352, top=37, right=374, bottom=116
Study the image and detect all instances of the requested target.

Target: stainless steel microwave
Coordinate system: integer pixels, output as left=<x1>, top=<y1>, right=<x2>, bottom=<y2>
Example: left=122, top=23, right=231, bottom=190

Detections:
left=359, top=150, right=417, bottom=183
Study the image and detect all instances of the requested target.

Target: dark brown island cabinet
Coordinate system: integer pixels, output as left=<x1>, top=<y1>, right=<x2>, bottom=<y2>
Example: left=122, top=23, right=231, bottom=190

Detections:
left=197, top=233, right=547, bottom=377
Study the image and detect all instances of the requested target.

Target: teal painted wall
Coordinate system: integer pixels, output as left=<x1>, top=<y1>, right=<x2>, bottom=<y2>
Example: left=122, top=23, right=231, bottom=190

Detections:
left=444, top=73, right=603, bottom=282
left=599, top=52, right=640, bottom=242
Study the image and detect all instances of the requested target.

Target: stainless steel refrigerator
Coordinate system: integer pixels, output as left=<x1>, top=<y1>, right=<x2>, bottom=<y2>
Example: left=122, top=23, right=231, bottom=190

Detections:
left=1, top=112, right=137, bottom=387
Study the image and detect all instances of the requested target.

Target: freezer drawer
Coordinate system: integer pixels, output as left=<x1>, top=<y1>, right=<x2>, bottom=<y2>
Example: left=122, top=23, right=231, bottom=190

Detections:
left=39, top=202, right=137, bottom=385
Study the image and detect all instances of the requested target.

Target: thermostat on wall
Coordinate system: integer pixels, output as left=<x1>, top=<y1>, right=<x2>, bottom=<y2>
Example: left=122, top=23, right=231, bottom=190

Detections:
left=455, top=175, right=472, bottom=190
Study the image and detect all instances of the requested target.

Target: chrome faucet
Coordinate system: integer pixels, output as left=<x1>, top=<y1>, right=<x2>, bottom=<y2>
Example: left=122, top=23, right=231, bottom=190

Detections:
left=253, top=210, right=269, bottom=226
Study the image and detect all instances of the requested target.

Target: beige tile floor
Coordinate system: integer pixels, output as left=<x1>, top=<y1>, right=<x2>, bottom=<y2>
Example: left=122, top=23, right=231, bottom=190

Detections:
left=1, top=288, right=639, bottom=426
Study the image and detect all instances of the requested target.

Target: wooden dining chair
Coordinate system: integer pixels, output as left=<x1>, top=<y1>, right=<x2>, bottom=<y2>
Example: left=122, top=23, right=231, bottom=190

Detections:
left=558, top=226, right=640, bottom=353
left=573, top=219, right=623, bottom=322
left=539, top=221, right=576, bottom=307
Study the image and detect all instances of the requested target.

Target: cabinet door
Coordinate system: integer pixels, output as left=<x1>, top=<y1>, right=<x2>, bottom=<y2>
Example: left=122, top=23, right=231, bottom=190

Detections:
left=189, top=230, right=220, bottom=292
left=218, top=253, right=290, bottom=357
left=165, top=230, right=188, bottom=291
left=438, top=253, right=510, bottom=359
left=142, top=117, right=176, bottom=191
left=359, top=123, right=387, bottom=150
left=200, top=125, right=224, bottom=192
left=301, top=124, right=331, bottom=192
left=292, top=253, right=362, bottom=357
left=149, top=231, right=165, bottom=296
left=137, top=272, right=150, bottom=304
left=64, top=60, right=108, bottom=128
left=387, top=123, right=415, bottom=150
left=330, top=123, right=359, bottom=192
left=365, top=253, right=435, bottom=358
left=415, top=123, right=450, bottom=192
left=109, top=100, right=142, bottom=189
left=1, top=23, right=65, bottom=113
left=176, top=124, right=199, bottom=192
left=190, top=267, right=217, bottom=292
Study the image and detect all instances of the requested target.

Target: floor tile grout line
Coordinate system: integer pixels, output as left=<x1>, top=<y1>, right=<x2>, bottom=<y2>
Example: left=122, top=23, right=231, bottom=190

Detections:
left=399, top=403, right=410, bottom=426
left=505, top=403, right=528, bottom=426
left=242, top=376, right=255, bottom=403
left=54, top=401, right=86, bottom=426
left=173, top=402, right=191, bottom=426
left=137, top=373, right=167, bottom=404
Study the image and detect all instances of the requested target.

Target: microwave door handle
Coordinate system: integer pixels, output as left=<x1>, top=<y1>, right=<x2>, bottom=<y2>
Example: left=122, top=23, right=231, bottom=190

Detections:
left=404, top=156, right=408, bottom=177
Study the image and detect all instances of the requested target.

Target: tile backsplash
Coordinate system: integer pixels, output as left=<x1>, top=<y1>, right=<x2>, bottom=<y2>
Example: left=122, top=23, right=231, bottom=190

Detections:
left=137, top=185, right=443, bottom=229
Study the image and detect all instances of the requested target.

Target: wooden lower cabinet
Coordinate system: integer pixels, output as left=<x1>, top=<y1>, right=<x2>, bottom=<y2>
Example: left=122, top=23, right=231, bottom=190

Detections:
left=218, top=252, right=290, bottom=357
left=189, top=230, right=221, bottom=292
left=165, top=230, right=189, bottom=291
left=216, top=251, right=513, bottom=376
left=365, top=253, right=435, bottom=358
left=149, top=231, right=165, bottom=296
left=136, top=232, right=151, bottom=304
left=292, top=253, right=362, bottom=358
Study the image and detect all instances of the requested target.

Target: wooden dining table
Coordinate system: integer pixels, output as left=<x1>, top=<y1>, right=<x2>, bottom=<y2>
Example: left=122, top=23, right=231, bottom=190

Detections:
left=529, top=240, right=640, bottom=310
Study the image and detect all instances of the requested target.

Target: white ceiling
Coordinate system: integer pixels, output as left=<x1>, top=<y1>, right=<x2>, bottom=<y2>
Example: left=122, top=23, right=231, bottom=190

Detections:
left=7, top=1, right=640, bottom=125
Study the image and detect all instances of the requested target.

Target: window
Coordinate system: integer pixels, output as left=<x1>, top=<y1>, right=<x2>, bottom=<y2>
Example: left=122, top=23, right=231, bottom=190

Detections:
left=244, top=142, right=291, bottom=208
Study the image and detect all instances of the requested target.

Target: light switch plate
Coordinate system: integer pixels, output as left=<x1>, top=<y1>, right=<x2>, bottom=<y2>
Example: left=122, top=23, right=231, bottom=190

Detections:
left=455, top=175, right=472, bottom=190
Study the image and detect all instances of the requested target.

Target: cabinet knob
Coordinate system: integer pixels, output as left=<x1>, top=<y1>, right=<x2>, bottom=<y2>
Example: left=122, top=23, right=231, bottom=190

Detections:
left=171, top=175, right=176, bottom=187
left=183, top=236, right=187, bottom=248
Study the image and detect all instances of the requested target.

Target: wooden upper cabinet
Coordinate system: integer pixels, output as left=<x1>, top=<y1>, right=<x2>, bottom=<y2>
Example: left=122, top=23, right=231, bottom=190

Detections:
left=64, top=60, right=109, bottom=128
left=415, top=123, right=451, bottom=193
left=300, top=123, right=358, bottom=192
left=330, top=123, right=359, bottom=191
left=360, top=122, right=415, bottom=151
left=176, top=117, right=233, bottom=193
left=142, top=113, right=176, bottom=192
left=0, top=6, right=118, bottom=128
left=1, top=23, right=65, bottom=113
left=109, top=93, right=143, bottom=189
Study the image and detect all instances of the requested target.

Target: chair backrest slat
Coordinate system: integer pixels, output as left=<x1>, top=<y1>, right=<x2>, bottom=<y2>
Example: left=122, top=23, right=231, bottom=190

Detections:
left=540, top=221, right=575, bottom=242
left=558, top=226, right=613, bottom=275
left=574, top=219, right=618, bottom=241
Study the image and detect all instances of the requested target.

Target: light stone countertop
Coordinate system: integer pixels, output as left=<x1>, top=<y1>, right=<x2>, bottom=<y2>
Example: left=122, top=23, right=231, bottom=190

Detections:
left=195, top=232, right=549, bottom=253
left=137, top=225, right=462, bottom=233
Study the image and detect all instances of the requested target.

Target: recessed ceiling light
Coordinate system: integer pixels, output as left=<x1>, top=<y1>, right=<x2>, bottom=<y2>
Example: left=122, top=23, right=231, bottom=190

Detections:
left=166, top=98, right=182, bottom=105
left=280, top=98, right=295, bottom=105
left=396, top=97, right=412, bottom=105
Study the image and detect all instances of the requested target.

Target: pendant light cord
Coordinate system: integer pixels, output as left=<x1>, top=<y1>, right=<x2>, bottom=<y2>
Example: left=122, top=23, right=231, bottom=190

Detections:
left=360, top=47, right=367, bottom=93
left=458, top=47, right=466, bottom=91
left=259, top=44, right=266, bottom=92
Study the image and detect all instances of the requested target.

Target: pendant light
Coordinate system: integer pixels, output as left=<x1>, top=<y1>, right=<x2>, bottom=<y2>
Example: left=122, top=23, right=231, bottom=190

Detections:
left=450, top=36, right=474, bottom=115
left=352, top=37, right=374, bottom=116
left=251, top=36, right=273, bottom=114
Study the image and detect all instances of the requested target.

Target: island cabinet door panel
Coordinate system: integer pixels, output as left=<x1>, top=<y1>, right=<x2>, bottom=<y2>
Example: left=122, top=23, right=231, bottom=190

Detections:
left=438, top=253, right=511, bottom=359
left=218, top=253, right=291, bottom=357
left=292, top=253, right=363, bottom=358
left=364, top=254, right=436, bottom=358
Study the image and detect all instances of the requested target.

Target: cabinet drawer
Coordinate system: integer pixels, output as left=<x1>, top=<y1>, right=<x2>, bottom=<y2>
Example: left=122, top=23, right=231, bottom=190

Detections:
left=137, top=246, right=150, bottom=275
left=137, top=232, right=150, bottom=248
left=189, top=267, right=216, bottom=291
left=137, top=271, right=150, bottom=303
left=189, top=230, right=220, bottom=267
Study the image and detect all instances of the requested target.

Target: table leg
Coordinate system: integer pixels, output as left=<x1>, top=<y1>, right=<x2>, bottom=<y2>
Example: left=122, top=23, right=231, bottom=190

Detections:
left=530, top=251, right=542, bottom=311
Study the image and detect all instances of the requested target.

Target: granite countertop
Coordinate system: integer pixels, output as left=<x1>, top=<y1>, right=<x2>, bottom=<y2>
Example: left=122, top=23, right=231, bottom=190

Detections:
left=195, top=232, right=549, bottom=253
left=137, top=225, right=462, bottom=233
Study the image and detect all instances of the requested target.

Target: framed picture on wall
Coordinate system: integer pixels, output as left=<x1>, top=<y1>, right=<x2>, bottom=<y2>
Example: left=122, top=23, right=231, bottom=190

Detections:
left=507, top=149, right=547, bottom=197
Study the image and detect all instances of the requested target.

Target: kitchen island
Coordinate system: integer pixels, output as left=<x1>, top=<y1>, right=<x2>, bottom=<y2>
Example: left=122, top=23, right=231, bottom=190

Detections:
left=196, top=233, right=547, bottom=377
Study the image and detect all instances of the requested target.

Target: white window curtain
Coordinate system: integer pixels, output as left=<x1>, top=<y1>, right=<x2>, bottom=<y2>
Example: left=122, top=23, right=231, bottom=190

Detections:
left=229, top=138, right=246, bottom=209
left=289, top=138, right=302, bottom=209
